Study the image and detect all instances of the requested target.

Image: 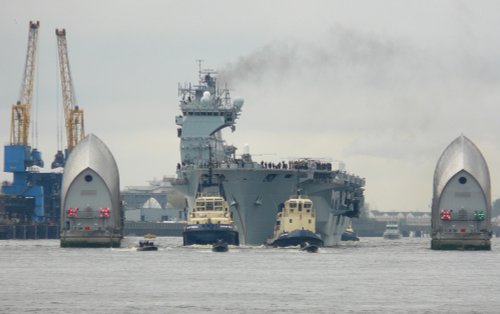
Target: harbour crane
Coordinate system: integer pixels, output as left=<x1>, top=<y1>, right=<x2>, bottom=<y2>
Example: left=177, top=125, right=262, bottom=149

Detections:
left=2, top=21, right=46, bottom=222
left=8, top=21, right=44, bottom=166
left=51, top=28, right=85, bottom=168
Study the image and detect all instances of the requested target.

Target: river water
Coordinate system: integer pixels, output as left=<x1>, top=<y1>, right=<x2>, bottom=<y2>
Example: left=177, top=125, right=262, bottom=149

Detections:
left=1, top=237, right=499, bottom=313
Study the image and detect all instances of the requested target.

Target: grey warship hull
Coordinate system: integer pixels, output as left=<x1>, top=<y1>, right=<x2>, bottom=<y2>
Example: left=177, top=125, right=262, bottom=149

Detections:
left=173, top=66, right=365, bottom=246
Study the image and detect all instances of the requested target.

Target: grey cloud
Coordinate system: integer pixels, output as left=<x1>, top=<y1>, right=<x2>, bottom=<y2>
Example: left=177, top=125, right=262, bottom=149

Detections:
left=218, top=24, right=500, bottom=162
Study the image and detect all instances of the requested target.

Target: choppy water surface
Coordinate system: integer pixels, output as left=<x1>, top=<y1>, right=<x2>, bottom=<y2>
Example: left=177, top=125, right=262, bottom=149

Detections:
left=1, top=237, right=499, bottom=313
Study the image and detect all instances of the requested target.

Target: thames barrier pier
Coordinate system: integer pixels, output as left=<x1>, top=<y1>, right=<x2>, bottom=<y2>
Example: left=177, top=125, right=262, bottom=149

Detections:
left=431, top=135, right=492, bottom=250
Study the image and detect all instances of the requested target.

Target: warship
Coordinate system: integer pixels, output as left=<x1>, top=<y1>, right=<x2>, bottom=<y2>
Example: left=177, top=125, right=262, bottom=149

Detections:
left=173, top=65, right=365, bottom=246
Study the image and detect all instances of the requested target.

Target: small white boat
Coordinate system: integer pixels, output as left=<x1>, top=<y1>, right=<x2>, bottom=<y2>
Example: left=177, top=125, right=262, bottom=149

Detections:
left=383, top=223, right=402, bottom=240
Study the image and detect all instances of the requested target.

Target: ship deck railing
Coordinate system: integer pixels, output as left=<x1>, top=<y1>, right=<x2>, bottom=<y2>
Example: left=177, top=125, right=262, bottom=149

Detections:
left=178, top=163, right=365, bottom=187
left=195, top=192, right=224, bottom=198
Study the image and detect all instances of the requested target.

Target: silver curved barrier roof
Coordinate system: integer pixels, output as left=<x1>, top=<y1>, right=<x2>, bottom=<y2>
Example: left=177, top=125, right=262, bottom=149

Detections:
left=61, top=133, right=120, bottom=207
left=433, top=135, right=490, bottom=201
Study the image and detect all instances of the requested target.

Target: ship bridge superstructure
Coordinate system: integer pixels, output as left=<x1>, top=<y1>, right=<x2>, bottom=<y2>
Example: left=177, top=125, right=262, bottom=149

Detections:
left=176, top=69, right=243, bottom=166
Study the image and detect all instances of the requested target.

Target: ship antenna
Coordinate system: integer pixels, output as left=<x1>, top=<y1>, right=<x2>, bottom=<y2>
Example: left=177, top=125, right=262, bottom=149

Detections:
left=295, top=167, right=302, bottom=196
left=196, top=59, right=204, bottom=83
left=208, top=143, right=213, bottom=186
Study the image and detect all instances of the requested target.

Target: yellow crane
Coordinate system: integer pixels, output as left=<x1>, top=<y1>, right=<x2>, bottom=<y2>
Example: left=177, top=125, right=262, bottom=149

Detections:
left=56, top=28, right=85, bottom=154
left=10, top=21, right=39, bottom=147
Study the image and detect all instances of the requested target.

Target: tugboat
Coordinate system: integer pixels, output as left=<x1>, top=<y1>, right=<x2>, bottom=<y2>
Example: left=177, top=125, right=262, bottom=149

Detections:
left=137, top=240, right=158, bottom=251
left=383, top=223, right=402, bottom=240
left=183, top=193, right=239, bottom=248
left=267, top=194, right=323, bottom=252
left=341, top=223, right=360, bottom=241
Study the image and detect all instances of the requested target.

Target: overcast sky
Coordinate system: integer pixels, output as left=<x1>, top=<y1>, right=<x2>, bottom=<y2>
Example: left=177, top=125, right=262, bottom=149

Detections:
left=1, top=0, right=500, bottom=212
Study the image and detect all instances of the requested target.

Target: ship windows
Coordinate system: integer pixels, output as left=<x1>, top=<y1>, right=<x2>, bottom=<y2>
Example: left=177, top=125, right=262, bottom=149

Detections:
left=308, top=219, right=312, bottom=224
left=84, top=174, right=93, bottom=182
left=304, top=203, right=312, bottom=209
left=289, top=202, right=297, bottom=209
left=289, top=219, right=293, bottom=223
left=459, top=176, right=467, bottom=184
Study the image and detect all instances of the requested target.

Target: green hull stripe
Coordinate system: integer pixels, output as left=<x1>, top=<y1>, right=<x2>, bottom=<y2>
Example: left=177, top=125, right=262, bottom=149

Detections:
left=60, top=239, right=121, bottom=248
left=431, top=240, right=491, bottom=251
